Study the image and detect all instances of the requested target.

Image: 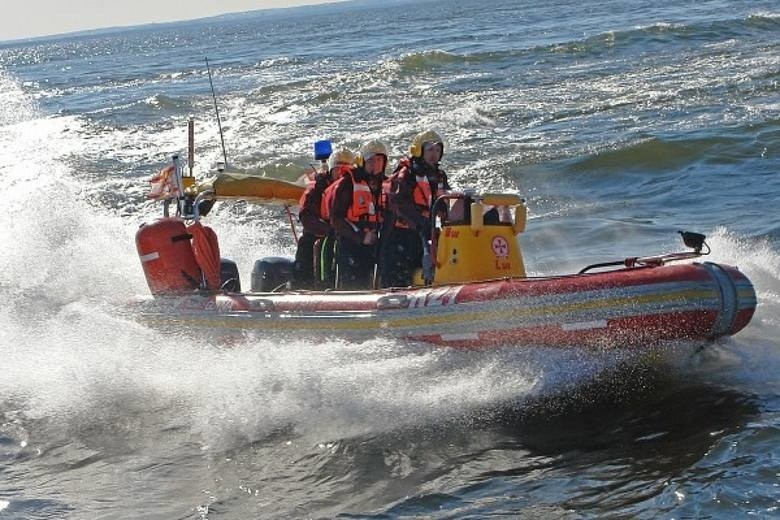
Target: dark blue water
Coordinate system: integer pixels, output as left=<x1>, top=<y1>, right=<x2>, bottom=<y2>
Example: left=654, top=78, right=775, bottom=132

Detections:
left=1, top=0, right=778, bottom=518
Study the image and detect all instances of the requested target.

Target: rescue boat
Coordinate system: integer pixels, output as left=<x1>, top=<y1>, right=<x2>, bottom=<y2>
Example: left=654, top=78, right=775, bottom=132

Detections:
left=134, top=153, right=756, bottom=349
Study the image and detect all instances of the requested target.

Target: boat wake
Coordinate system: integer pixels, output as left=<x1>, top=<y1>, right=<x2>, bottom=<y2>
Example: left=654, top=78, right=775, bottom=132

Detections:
left=0, top=319, right=703, bottom=453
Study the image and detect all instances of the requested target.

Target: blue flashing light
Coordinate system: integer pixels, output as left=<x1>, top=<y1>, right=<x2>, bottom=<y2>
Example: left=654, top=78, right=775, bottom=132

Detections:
left=314, top=140, right=333, bottom=161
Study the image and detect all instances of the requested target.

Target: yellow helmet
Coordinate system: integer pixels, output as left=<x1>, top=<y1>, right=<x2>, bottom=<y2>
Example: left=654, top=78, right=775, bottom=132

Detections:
left=409, top=130, right=444, bottom=158
left=355, top=139, right=388, bottom=167
left=327, top=148, right=354, bottom=171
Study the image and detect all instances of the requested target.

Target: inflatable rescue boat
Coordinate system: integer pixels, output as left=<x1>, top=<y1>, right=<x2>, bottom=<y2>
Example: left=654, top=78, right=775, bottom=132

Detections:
left=135, top=156, right=756, bottom=348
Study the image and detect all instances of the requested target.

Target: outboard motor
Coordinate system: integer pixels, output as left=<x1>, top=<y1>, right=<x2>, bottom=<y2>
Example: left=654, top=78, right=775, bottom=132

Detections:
left=136, top=218, right=201, bottom=295
left=220, top=258, right=241, bottom=292
left=251, top=257, right=294, bottom=292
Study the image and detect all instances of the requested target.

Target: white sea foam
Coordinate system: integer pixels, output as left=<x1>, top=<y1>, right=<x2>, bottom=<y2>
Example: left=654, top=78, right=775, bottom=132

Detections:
left=0, top=72, right=36, bottom=127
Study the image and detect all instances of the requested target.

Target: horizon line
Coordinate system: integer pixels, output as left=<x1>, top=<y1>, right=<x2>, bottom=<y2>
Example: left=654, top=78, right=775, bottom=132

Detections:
left=0, top=0, right=358, bottom=46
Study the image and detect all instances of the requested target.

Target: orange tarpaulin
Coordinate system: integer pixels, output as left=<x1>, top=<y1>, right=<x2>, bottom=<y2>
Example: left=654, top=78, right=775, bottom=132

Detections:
left=189, top=221, right=221, bottom=290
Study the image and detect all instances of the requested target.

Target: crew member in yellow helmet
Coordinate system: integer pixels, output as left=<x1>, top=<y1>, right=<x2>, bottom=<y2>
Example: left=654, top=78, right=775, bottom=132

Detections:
left=381, top=130, right=450, bottom=288
left=329, top=139, right=388, bottom=290
left=293, top=147, right=354, bottom=289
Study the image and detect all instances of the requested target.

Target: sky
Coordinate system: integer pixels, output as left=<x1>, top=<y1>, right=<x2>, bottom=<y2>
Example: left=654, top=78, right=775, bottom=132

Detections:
left=1, top=0, right=339, bottom=42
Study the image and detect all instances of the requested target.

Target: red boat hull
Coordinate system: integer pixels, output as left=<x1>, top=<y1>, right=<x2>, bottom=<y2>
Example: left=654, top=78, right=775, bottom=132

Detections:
left=138, top=262, right=756, bottom=348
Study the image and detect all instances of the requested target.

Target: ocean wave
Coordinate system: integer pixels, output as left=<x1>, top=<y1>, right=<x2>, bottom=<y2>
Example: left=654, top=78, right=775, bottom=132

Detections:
left=566, top=135, right=741, bottom=174
left=0, top=70, right=38, bottom=126
left=388, top=49, right=476, bottom=73
left=257, top=56, right=300, bottom=68
left=546, top=15, right=779, bottom=58
left=77, top=93, right=198, bottom=127
left=745, top=11, right=780, bottom=27
left=380, top=12, right=779, bottom=77
left=574, top=137, right=708, bottom=173
left=565, top=115, right=780, bottom=176
left=141, top=93, right=193, bottom=112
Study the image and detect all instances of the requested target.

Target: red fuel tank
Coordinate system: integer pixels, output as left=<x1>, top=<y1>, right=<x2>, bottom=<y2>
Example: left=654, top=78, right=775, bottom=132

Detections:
left=136, top=218, right=201, bottom=295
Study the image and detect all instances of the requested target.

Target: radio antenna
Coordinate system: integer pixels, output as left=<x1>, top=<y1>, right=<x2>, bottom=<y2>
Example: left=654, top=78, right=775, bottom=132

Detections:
left=205, top=57, right=229, bottom=167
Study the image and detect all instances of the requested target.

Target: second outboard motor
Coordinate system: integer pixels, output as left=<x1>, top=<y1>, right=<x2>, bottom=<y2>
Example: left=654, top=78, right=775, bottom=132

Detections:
left=220, top=258, right=241, bottom=292
left=251, top=257, right=294, bottom=292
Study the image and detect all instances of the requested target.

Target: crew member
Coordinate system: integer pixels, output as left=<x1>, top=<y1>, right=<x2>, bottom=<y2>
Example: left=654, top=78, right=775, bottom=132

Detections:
left=293, top=148, right=354, bottom=289
left=329, top=140, right=388, bottom=290
left=382, top=130, right=450, bottom=288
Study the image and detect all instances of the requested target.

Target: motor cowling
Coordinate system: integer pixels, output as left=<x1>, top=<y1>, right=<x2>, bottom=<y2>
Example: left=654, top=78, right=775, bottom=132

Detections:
left=136, top=218, right=201, bottom=295
left=252, top=257, right=294, bottom=292
left=220, top=258, right=241, bottom=292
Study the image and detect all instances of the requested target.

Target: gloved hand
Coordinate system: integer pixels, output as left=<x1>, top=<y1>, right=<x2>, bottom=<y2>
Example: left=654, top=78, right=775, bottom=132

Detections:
left=363, top=230, right=378, bottom=246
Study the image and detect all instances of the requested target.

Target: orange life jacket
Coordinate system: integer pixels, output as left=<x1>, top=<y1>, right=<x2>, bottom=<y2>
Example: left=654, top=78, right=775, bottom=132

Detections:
left=381, top=178, right=391, bottom=216
left=298, top=179, right=315, bottom=208
left=392, top=157, right=434, bottom=229
left=412, top=175, right=433, bottom=216
left=324, top=170, right=383, bottom=232
left=319, top=165, right=355, bottom=220
left=346, top=174, right=380, bottom=230
left=321, top=178, right=339, bottom=221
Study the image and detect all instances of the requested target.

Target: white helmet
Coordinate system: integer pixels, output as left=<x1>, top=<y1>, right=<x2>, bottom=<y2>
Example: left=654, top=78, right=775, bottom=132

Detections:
left=356, top=139, right=388, bottom=167
left=359, top=139, right=388, bottom=161
left=327, top=148, right=355, bottom=171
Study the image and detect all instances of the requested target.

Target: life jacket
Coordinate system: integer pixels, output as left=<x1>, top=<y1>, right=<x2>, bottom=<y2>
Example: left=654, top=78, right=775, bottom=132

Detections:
left=381, top=178, right=392, bottom=216
left=298, top=179, right=315, bottom=208
left=321, top=177, right=339, bottom=222
left=412, top=175, right=433, bottom=215
left=319, top=165, right=354, bottom=221
left=393, top=157, right=434, bottom=229
left=346, top=172, right=380, bottom=231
